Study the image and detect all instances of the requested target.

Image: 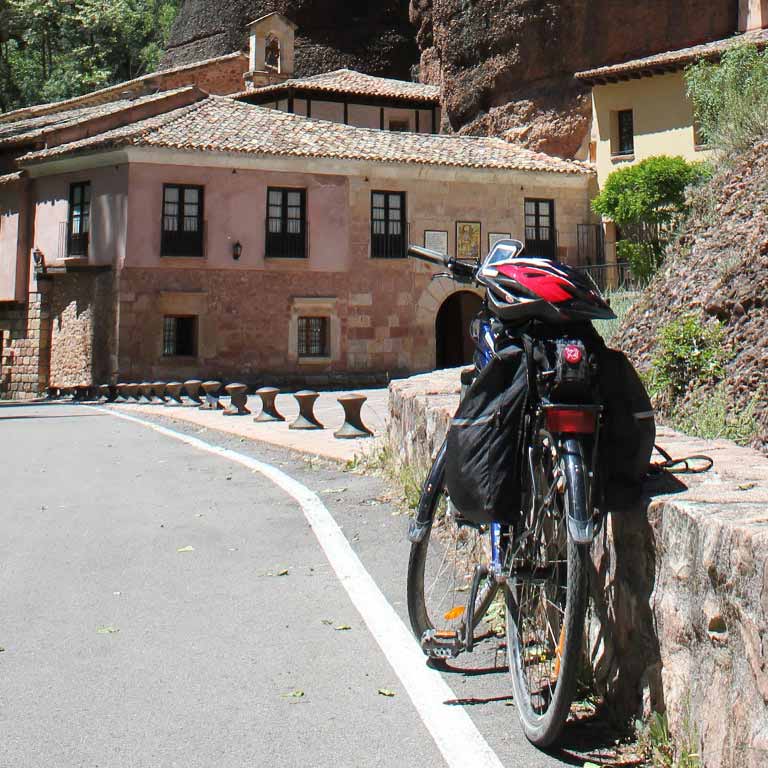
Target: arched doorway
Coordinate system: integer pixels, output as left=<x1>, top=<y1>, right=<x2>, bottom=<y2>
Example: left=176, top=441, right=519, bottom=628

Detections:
left=435, top=291, right=483, bottom=369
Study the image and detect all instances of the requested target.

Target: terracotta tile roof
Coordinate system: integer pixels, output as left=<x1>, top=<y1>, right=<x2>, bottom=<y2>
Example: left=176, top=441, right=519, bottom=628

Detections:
left=0, top=88, right=198, bottom=147
left=236, top=68, right=440, bottom=104
left=0, top=171, right=24, bottom=185
left=576, top=28, right=768, bottom=83
left=20, top=97, right=591, bottom=175
left=0, top=52, right=247, bottom=125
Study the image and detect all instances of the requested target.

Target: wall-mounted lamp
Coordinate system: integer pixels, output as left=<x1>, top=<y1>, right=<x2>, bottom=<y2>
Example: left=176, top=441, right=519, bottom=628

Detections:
left=32, top=248, right=45, bottom=271
left=232, top=241, right=243, bottom=261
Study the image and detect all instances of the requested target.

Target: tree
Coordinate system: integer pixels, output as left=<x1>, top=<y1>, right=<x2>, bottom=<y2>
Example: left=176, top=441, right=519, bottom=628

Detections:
left=686, top=43, right=768, bottom=157
left=591, top=156, right=710, bottom=281
left=0, top=0, right=181, bottom=112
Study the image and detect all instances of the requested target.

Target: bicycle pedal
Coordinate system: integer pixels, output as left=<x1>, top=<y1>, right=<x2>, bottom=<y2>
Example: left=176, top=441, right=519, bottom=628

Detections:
left=420, top=629, right=464, bottom=659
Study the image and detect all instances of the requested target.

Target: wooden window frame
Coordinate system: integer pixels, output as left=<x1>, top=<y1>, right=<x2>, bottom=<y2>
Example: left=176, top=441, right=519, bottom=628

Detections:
left=524, top=198, right=557, bottom=260
left=161, top=184, right=204, bottom=258
left=265, top=187, right=307, bottom=259
left=614, top=109, right=635, bottom=157
left=371, top=191, right=406, bottom=259
left=297, top=316, right=329, bottom=358
left=67, top=181, right=91, bottom=258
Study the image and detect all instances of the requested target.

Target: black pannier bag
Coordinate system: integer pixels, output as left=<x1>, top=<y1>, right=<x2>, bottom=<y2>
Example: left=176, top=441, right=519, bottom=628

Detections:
left=444, top=343, right=529, bottom=525
left=596, top=347, right=656, bottom=510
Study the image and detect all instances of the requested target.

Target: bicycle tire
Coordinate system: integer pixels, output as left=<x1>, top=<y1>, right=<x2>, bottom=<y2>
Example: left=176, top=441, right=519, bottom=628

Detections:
left=505, top=435, right=590, bottom=748
left=407, top=451, right=497, bottom=647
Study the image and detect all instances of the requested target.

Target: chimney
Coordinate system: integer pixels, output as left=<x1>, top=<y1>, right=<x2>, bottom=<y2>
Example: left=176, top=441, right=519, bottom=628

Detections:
left=739, top=0, right=768, bottom=31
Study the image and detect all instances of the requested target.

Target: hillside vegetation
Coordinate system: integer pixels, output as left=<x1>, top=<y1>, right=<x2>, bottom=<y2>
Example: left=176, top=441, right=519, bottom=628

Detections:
left=0, top=0, right=181, bottom=112
left=616, top=46, right=768, bottom=450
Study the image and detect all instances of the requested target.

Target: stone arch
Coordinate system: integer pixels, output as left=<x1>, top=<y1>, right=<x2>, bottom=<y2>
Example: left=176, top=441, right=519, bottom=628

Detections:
left=414, top=279, right=484, bottom=371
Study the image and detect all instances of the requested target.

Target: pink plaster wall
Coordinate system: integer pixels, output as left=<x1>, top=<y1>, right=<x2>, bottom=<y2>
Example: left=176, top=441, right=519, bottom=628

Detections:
left=31, top=165, right=128, bottom=272
left=125, top=163, right=350, bottom=272
left=0, top=187, right=21, bottom=301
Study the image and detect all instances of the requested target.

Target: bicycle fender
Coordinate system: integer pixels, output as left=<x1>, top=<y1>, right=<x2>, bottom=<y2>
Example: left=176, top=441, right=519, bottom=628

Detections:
left=408, top=441, right=447, bottom=544
left=562, top=438, right=595, bottom=545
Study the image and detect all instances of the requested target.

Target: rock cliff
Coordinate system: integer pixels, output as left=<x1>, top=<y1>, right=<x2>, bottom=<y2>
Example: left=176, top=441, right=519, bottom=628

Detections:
left=162, top=0, right=418, bottom=80
left=411, top=0, right=736, bottom=157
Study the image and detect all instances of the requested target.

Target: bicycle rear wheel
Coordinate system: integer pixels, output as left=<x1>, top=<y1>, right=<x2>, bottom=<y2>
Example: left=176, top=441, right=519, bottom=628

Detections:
left=505, top=434, right=590, bottom=747
left=407, top=453, right=497, bottom=652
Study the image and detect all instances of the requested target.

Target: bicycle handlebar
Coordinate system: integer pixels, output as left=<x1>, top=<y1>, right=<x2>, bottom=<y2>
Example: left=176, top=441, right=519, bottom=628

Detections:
left=407, top=245, right=451, bottom=268
left=407, top=245, right=478, bottom=283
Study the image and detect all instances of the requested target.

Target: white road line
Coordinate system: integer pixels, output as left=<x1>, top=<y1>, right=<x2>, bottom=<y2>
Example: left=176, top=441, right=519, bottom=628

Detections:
left=102, top=408, right=506, bottom=768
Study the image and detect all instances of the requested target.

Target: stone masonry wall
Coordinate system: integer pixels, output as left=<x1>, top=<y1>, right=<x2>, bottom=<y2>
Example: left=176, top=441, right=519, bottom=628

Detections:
left=48, top=271, right=115, bottom=390
left=0, top=282, right=52, bottom=399
left=386, top=369, right=768, bottom=768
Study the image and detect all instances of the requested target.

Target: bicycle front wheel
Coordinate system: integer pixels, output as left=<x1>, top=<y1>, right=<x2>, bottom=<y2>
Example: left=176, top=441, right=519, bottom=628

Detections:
left=407, top=452, right=497, bottom=650
left=505, top=434, right=590, bottom=747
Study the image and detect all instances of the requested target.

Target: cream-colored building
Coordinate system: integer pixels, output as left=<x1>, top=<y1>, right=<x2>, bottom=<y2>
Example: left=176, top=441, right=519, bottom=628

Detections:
left=576, top=3, right=768, bottom=271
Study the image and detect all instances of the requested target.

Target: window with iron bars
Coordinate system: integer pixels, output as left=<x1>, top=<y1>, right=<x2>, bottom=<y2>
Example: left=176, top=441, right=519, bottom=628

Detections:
left=161, top=184, right=204, bottom=257
left=297, top=316, right=329, bottom=358
left=266, top=188, right=306, bottom=258
left=163, top=316, right=197, bottom=357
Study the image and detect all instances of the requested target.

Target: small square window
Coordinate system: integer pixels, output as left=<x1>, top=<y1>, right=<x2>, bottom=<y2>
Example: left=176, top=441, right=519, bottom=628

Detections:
left=388, top=119, right=409, bottom=132
left=298, top=317, right=329, bottom=358
left=163, top=316, right=197, bottom=357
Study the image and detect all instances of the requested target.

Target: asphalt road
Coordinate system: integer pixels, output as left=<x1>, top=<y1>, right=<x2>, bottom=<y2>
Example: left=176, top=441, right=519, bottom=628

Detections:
left=0, top=403, right=577, bottom=768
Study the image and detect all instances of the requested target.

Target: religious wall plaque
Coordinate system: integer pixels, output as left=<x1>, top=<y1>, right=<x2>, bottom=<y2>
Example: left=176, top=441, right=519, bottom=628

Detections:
left=456, top=221, right=481, bottom=261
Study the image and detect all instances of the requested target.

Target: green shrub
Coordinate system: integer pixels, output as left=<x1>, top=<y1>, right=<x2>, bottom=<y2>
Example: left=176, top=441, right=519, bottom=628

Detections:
left=671, top=384, right=761, bottom=446
left=592, top=156, right=711, bottom=280
left=686, top=43, right=768, bottom=157
left=650, top=315, right=726, bottom=403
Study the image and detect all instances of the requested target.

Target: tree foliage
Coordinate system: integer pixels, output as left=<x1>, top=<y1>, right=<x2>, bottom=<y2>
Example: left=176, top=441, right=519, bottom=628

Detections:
left=686, top=43, right=768, bottom=158
left=592, top=155, right=710, bottom=280
left=0, top=0, right=181, bottom=112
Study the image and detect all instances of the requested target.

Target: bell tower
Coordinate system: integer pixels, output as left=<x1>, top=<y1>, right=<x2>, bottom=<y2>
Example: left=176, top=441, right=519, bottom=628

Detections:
left=245, top=12, right=297, bottom=90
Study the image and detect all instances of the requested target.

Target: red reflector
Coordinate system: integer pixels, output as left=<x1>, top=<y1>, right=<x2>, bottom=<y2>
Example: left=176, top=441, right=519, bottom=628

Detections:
left=545, top=408, right=596, bottom=434
left=563, top=344, right=583, bottom=365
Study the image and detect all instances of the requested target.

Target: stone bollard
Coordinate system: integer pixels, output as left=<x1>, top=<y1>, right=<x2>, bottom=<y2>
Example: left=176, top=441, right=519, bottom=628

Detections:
left=254, top=387, right=285, bottom=423
left=125, top=383, right=141, bottom=403
left=334, top=394, right=373, bottom=439
left=182, top=379, right=203, bottom=407
left=289, top=390, right=324, bottom=430
left=115, top=383, right=130, bottom=403
left=224, top=383, right=250, bottom=416
left=98, top=384, right=114, bottom=404
left=200, top=380, right=225, bottom=410
left=150, top=381, right=167, bottom=405
left=164, top=382, right=184, bottom=407
left=138, top=382, right=153, bottom=404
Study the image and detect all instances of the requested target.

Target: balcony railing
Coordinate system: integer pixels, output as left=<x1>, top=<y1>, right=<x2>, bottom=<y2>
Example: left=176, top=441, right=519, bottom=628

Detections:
left=161, top=221, right=206, bottom=258
left=58, top=222, right=89, bottom=260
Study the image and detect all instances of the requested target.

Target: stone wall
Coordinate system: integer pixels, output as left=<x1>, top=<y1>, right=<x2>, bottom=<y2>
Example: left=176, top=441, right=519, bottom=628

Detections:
left=386, top=369, right=768, bottom=767
left=0, top=283, right=51, bottom=399
left=48, top=270, right=115, bottom=390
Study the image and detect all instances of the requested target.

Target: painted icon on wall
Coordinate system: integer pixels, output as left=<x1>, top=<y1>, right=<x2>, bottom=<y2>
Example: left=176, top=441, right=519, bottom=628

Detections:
left=456, top=221, right=481, bottom=261
left=424, top=230, right=448, bottom=256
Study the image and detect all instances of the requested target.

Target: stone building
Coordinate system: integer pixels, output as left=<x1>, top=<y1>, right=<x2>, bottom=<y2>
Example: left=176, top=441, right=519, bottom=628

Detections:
left=0, top=14, right=595, bottom=399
